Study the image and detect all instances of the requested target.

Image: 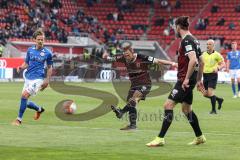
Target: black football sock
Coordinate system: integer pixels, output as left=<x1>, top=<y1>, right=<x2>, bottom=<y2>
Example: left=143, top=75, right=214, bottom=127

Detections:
left=129, top=107, right=137, bottom=126
left=186, top=111, right=203, bottom=137
left=215, top=96, right=223, bottom=101
left=121, top=99, right=137, bottom=114
left=158, top=110, right=173, bottom=138
left=210, top=95, right=216, bottom=111
left=121, top=105, right=131, bottom=114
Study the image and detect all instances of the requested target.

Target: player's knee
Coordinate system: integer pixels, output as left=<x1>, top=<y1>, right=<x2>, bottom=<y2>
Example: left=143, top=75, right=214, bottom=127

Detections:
left=206, top=92, right=212, bottom=97
left=182, top=107, right=191, bottom=115
left=181, top=104, right=192, bottom=115
left=164, top=101, right=174, bottom=110
left=132, top=91, right=142, bottom=99
left=182, top=107, right=189, bottom=115
left=203, top=93, right=208, bottom=97
left=128, top=98, right=137, bottom=107
left=203, top=90, right=212, bottom=97
left=21, top=95, right=29, bottom=99
left=21, top=91, right=30, bottom=99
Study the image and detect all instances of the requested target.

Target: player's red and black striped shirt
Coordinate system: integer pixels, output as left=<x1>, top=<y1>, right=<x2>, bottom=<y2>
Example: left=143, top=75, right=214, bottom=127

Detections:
left=110, top=54, right=154, bottom=86
left=177, top=34, right=202, bottom=81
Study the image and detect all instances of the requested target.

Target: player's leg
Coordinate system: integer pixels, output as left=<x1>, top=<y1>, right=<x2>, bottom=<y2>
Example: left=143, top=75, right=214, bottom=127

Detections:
left=202, top=74, right=217, bottom=113
left=111, top=88, right=135, bottom=119
left=27, top=101, right=45, bottom=120
left=120, top=91, right=142, bottom=130
left=230, top=70, right=237, bottom=97
left=12, top=90, right=31, bottom=126
left=13, top=79, right=44, bottom=125
left=204, top=74, right=223, bottom=112
left=146, top=99, right=176, bottom=147
left=237, top=78, right=240, bottom=97
left=237, top=70, right=240, bottom=97
left=231, top=78, right=237, bottom=98
left=181, top=102, right=206, bottom=145
left=146, top=81, right=184, bottom=147
left=111, top=85, right=150, bottom=117
left=158, top=99, right=176, bottom=137
left=27, top=79, right=45, bottom=120
left=205, top=88, right=216, bottom=113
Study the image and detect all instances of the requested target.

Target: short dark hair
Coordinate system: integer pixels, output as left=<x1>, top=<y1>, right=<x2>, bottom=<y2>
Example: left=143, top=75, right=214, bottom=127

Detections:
left=120, top=41, right=132, bottom=51
left=33, top=28, right=44, bottom=39
left=175, top=16, right=189, bottom=30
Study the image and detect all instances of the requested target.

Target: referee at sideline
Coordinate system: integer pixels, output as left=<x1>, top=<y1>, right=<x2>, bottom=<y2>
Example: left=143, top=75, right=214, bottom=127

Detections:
left=202, top=39, right=225, bottom=114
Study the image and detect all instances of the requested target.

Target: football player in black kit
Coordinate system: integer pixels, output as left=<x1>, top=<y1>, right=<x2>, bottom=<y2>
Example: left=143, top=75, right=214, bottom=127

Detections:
left=146, top=16, right=206, bottom=147
left=103, top=41, right=177, bottom=130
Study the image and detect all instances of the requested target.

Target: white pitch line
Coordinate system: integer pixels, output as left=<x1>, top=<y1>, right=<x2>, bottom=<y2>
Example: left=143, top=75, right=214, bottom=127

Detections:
left=1, top=122, right=239, bottom=136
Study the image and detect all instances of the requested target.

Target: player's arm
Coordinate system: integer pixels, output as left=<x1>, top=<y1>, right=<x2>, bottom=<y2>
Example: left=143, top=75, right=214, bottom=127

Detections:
left=226, top=53, right=230, bottom=73
left=196, top=55, right=206, bottom=94
left=41, top=53, right=53, bottom=91
left=41, top=65, right=52, bottom=91
left=17, top=49, right=30, bottom=73
left=217, top=61, right=225, bottom=71
left=215, top=53, right=225, bottom=72
left=102, top=50, right=123, bottom=62
left=102, top=53, right=116, bottom=61
left=153, top=58, right=178, bottom=67
left=17, top=62, right=28, bottom=73
left=226, top=60, right=230, bottom=73
left=197, top=56, right=204, bottom=82
left=182, top=51, right=198, bottom=90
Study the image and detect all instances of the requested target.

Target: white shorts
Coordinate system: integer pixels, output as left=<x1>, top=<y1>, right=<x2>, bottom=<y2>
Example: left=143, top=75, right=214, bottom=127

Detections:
left=229, top=69, right=240, bottom=79
left=22, top=79, right=44, bottom=96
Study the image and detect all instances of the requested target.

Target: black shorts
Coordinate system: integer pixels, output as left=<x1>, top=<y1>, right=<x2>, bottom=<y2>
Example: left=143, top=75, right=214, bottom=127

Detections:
left=168, top=80, right=197, bottom=105
left=203, top=73, right=218, bottom=89
left=127, top=84, right=152, bottom=101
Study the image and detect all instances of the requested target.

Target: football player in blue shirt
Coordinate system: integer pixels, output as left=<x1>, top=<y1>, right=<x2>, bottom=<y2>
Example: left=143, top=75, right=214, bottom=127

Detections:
left=12, top=29, right=53, bottom=126
left=226, top=41, right=240, bottom=98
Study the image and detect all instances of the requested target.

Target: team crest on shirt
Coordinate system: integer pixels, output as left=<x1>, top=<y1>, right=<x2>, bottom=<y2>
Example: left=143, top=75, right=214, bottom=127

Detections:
left=136, top=62, right=141, bottom=68
left=185, top=45, right=193, bottom=52
left=40, top=52, right=45, bottom=56
left=171, top=89, right=178, bottom=98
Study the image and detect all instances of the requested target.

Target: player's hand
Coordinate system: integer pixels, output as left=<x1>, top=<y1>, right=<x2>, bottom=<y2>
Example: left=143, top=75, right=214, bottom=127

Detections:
left=213, top=67, right=219, bottom=73
left=17, top=66, right=21, bottom=73
left=182, top=78, right=189, bottom=91
left=40, top=79, right=49, bottom=91
left=171, top=62, right=178, bottom=68
left=102, top=52, right=109, bottom=59
left=197, top=81, right=206, bottom=95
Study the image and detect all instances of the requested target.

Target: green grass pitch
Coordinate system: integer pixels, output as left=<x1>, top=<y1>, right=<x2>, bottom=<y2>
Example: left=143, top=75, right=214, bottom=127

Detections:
left=0, top=82, right=240, bottom=160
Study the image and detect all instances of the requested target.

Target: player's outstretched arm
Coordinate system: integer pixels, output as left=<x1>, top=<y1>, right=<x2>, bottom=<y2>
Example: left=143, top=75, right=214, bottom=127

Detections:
left=153, top=58, right=178, bottom=67
left=41, top=65, right=52, bottom=91
left=102, top=51, right=120, bottom=62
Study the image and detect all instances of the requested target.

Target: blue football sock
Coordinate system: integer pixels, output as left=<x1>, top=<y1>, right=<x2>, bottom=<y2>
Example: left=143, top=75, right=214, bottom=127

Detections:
left=17, top=98, right=28, bottom=121
left=27, top=101, right=41, bottom=112
left=232, top=83, right=236, bottom=95
left=238, top=83, right=240, bottom=92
